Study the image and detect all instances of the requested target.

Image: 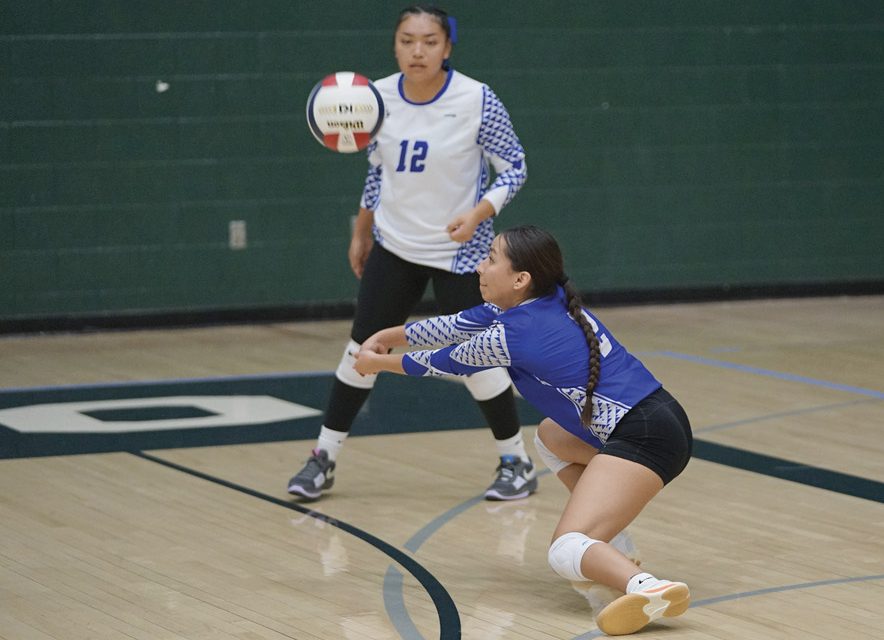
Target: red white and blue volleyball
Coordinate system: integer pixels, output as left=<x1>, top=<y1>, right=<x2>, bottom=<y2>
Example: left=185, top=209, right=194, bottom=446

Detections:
left=306, top=72, right=385, bottom=153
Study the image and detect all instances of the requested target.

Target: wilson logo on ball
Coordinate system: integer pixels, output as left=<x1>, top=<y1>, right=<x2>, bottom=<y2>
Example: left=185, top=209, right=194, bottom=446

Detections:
left=306, top=71, right=385, bottom=153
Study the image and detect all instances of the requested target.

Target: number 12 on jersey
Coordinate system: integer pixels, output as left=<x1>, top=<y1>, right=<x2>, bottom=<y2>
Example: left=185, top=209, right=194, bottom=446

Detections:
left=396, top=140, right=429, bottom=173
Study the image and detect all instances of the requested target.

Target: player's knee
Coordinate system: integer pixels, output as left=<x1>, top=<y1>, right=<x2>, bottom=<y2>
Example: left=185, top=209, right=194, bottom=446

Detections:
left=548, top=532, right=599, bottom=581
left=463, top=367, right=512, bottom=401
left=335, top=339, right=377, bottom=389
left=533, top=430, right=570, bottom=474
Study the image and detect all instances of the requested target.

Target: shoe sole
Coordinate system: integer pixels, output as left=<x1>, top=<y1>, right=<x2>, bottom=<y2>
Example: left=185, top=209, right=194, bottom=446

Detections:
left=596, top=582, right=690, bottom=636
left=287, top=484, right=323, bottom=500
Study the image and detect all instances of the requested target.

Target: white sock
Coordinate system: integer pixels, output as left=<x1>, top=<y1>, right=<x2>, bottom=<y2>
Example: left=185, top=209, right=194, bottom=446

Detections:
left=626, top=572, right=662, bottom=594
left=317, top=426, right=348, bottom=461
left=495, top=432, right=530, bottom=462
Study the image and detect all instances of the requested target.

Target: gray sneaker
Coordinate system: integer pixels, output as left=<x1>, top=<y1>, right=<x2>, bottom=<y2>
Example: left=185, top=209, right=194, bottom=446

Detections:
left=484, top=455, right=537, bottom=501
left=287, top=448, right=335, bottom=500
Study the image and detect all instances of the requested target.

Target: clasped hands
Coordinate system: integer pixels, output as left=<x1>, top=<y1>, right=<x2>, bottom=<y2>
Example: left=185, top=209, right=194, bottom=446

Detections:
left=352, top=336, right=389, bottom=376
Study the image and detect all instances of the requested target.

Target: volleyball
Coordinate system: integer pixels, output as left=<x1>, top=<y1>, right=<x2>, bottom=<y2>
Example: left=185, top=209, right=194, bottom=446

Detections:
left=306, top=71, right=385, bottom=153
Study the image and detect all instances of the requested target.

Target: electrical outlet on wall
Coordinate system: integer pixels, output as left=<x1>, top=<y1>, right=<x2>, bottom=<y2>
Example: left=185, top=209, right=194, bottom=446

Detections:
left=229, top=220, right=247, bottom=250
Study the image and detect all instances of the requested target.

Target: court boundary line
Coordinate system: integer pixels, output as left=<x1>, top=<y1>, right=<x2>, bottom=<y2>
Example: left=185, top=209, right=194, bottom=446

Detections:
left=130, top=450, right=461, bottom=640
left=648, top=351, right=884, bottom=399
left=693, top=398, right=878, bottom=434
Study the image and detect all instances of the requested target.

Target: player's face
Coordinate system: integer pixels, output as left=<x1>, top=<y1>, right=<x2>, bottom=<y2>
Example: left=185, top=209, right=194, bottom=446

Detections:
left=477, top=236, right=529, bottom=310
left=394, top=14, right=452, bottom=84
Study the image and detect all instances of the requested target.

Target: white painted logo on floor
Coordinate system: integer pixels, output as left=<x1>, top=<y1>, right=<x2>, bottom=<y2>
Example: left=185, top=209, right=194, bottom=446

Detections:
left=0, top=396, right=321, bottom=433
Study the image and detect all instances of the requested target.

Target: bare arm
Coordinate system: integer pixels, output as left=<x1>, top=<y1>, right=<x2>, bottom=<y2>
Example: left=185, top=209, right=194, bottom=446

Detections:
left=446, top=199, right=496, bottom=243
left=353, top=351, right=405, bottom=376
left=353, top=324, right=409, bottom=375
left=361, top=325, right=408, bottom=354
left=349, top=207, right=375, bottom=278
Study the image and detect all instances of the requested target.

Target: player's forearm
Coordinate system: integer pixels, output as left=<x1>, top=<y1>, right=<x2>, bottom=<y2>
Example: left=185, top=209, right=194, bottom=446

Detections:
left=357, top=352, right=405, bottom=376
left=371, top=325, right=408, bottom=349
left=353, top=207, right=374, bottom=239
left=472, top=198, right=497, bottom=222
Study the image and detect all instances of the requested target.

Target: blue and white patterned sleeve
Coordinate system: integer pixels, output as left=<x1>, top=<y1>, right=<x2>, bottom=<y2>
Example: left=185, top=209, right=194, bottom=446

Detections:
left=476, top=85, right=527, bottom=213
left=359, top=141, right=382, bottom=210
left=403, top=322, right=512, bottom=378
left=404, top=303, right=500, bottom=347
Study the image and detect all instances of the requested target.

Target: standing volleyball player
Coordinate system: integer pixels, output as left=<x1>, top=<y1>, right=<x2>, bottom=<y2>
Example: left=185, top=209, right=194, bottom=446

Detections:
left=287, top=5, right=534, bottom=501
left=353, top=225, right=694, bottom=636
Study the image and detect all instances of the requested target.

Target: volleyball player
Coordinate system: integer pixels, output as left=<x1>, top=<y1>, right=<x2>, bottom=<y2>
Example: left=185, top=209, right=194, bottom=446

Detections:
left=353, top=225, right=693, bottom=636
left=287, top=5, right=535, bottom=501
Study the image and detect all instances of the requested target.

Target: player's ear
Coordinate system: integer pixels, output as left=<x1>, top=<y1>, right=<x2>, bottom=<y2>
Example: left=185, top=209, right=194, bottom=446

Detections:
left=513, top=271, right=532, bottom=292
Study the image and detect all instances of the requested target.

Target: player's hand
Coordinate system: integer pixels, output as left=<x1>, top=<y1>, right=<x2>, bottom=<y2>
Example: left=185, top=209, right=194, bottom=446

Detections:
left=353, top=350, right=380, bottom=376
left=348, top=234, right=373, bottom=278
left=360, top=336, right=388, bottom=355
left=447, top=212, right=480, bottom=243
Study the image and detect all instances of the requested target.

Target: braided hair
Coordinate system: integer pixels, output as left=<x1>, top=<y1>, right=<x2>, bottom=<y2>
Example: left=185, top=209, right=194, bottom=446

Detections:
left=498, top=225, right=601, bottom=427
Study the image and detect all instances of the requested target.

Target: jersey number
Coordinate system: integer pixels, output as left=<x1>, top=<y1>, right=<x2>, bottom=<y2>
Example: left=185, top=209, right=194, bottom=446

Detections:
left=583, top=312, right=613, bottom=357
left=396, top=140, right=429, bottom=173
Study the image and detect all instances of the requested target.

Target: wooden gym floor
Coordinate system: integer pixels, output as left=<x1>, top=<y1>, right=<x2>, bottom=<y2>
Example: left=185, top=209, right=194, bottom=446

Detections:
left=1, top=295, right=882, bottom=639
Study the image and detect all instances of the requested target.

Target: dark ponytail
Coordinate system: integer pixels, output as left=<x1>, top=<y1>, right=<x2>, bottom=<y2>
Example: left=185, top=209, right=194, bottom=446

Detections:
left=562, top=280, right=601, bottom=427
left=500, top=225, right=600, bottom=428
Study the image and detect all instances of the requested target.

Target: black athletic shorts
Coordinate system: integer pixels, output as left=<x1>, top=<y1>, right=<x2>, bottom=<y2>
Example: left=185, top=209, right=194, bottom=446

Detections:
left=351, top=244, right=484, bottom=343
left=599, top=387, right=693, bottom=485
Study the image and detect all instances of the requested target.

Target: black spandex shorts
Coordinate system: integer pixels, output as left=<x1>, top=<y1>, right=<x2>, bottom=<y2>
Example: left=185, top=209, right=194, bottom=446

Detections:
left=599, top=387, right=693, bottom=485
left=351, top=244, right=484, bottom=343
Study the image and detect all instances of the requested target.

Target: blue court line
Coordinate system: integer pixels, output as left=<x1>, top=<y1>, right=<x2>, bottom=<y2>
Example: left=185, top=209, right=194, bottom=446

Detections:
left=404, top=495, right=488, bottom=553
left=571, top=573, right=884, bottom=639
left=694, top=398, right=878, bottom=433
left=383, top=566, right=426, bottom=640
left=648, top=351, right=884, bottom=399
left=382, top=495, right=485, bottom=640
left=131, top=451, right=461, bottom=640
left=382, top=476, right=550, bottom=640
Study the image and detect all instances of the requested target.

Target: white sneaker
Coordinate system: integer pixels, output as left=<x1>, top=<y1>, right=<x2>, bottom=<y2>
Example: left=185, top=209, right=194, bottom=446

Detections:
left=595, top=580, right=690, bottom=636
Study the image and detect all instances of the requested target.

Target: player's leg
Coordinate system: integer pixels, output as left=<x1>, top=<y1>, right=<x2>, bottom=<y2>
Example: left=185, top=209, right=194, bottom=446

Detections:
left=546, top=389, right=693, bottom=634
left=534, top=418, right=596, bottom=491
left=287, top=246, right=428, bottom=499
left=432, top=269, right=535, bottom=500
left=534, top=419, right=642, bottom=563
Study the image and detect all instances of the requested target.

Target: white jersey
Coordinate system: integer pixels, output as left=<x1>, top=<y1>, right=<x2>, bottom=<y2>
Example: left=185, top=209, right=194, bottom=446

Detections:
left=360, top=70, right=527, bottom=274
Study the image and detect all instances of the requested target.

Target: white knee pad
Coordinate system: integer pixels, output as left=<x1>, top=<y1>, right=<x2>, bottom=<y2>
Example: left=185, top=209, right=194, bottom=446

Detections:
left=548, top=532, right=599, bottom=582
left=533, top=430, right=570, bottom=474
left=335, top=339, right=377, bottom=389
left=463, top=367, right=512, bottom=401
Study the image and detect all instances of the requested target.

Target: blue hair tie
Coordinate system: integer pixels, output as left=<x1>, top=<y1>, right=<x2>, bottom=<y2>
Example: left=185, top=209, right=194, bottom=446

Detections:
left=448, top=16, right=458, bottom=44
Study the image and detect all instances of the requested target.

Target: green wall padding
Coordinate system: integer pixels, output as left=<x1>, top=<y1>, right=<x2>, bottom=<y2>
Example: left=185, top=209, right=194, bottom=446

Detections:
left=2, top=1, right=882, bottom=320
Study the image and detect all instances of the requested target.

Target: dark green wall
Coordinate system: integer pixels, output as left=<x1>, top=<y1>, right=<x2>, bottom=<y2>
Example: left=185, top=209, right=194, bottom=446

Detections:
left=2, top=1, right=882, bottom=322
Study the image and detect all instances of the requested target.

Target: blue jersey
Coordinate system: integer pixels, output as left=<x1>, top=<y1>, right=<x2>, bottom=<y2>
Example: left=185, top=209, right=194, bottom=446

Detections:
left=402, top=286, right=661, bottom=448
